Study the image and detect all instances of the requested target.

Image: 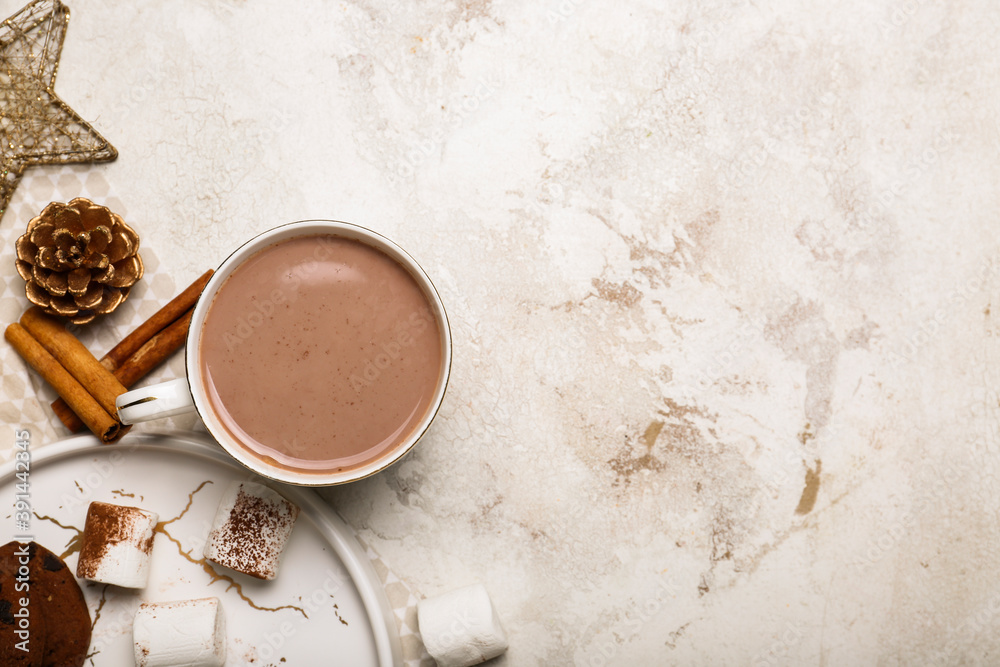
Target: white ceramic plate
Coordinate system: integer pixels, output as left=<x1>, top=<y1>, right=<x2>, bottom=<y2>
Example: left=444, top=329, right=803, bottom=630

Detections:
left=1, top=431, right=402, bottom=666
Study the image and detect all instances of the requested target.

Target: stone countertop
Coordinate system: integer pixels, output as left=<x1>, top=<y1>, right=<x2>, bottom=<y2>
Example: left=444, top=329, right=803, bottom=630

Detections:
left=3, top=0, right=1000, bottom=664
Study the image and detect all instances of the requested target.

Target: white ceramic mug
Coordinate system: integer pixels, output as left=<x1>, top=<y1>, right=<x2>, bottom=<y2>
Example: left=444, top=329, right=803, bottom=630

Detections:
left=115, top=220, right=452, bottom=486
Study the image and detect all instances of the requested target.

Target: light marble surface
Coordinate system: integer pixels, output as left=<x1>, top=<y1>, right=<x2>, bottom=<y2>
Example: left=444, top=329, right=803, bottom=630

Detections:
left=6, top=0, right=1000, bottom=664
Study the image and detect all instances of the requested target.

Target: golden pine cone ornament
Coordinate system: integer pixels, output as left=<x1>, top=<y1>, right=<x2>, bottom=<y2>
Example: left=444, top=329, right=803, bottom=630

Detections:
left=15, top=198, right=144, bottom=325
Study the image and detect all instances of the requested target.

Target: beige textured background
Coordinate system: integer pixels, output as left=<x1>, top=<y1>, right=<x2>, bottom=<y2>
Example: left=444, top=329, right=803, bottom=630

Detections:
left=2, top=0, right=1000, bottom=665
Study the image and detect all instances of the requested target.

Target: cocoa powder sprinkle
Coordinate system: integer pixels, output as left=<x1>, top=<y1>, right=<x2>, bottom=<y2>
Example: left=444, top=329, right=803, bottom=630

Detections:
left=206, top=486, right=298, bottom=580
left=76, top=502, right=156, bottom=580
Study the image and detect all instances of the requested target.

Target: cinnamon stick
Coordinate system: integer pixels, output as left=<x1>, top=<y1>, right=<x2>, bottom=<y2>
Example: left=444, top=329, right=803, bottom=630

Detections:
left=53, top=308, right=195, bottom=432
left=4, top=323, right=123, bottom=443
left=117, top=308, right=194, bottom=387
left=51, top=270, right=213, bottom=431
left=101, top=269, right=213, bottom=372
left=20, top=307, right=128, bottom=418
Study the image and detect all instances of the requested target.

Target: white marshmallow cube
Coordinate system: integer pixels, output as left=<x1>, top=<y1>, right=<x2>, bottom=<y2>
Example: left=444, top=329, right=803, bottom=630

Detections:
left=76, top=501, right=158, bottom=588
left=203, top=481, right=299, bottom=580
left=417, top=584, right=509, bottom=667
left=133, top=597, right=226, bottom=667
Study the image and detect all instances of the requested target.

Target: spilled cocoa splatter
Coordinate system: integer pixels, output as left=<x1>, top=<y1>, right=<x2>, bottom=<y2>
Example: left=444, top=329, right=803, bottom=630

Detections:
left=332, top=601, right=348, bottom=626
left=609, top=400, right=718, bottom=485
left=666, top=622, right=690, bottom=649
left=642, top=421, right=664, bottom=451
left=794, top=460, right=822, bottom=515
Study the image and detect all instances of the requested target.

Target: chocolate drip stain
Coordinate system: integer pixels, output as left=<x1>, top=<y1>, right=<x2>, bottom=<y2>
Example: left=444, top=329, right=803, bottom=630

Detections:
left=83, top=584, right=111, bottom=665
left=155, top=528, right=307, bottom=619
left=156, top=480, right=213, bottom=531
left=33, top=512, right=84, bottom=560
left=90, top=585, right=110, bottom=633
left=794, top=460, right=822, bottom=515
left=154, top=480, right=307, bottom=619
left=37, top=481, right=306, bottom=627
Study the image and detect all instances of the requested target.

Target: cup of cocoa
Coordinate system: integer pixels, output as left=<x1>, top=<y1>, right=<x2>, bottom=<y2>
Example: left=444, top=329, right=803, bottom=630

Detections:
left=116, top=221, right=452, bottom=486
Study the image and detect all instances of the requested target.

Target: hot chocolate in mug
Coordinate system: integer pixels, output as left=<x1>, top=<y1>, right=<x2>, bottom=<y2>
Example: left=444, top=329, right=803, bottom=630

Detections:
left=116, top=220, right=452, bottom=486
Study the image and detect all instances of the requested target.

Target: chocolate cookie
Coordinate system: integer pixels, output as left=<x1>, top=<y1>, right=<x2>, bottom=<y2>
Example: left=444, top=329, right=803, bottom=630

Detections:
left=0, top=541, right=91, bottom=667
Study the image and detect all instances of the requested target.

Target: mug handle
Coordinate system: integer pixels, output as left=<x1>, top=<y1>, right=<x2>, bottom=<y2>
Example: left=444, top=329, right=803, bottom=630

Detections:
left=116, top=378, right=196, bottom=425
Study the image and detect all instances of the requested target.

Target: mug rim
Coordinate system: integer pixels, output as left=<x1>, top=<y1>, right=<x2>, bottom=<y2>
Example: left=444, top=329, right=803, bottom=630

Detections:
left=185, top=220, right=452, bottom=486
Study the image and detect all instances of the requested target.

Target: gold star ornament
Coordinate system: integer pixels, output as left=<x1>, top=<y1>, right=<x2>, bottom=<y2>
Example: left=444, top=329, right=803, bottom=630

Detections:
left=0, top=0, right=117, bottom=222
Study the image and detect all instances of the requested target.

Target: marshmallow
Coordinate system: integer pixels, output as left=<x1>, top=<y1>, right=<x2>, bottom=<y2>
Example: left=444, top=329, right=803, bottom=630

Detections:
left=417, top=584, right=509, bottom=667
left=203, top=481, right=299, bottom=580
left=76, top=501, right=158, bottom=588
left=133, top=597, right=226, bottom=667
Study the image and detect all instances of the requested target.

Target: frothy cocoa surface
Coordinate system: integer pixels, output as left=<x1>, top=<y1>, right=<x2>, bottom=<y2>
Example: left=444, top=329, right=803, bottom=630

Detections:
left=199, top=234, right=443, bottom=473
